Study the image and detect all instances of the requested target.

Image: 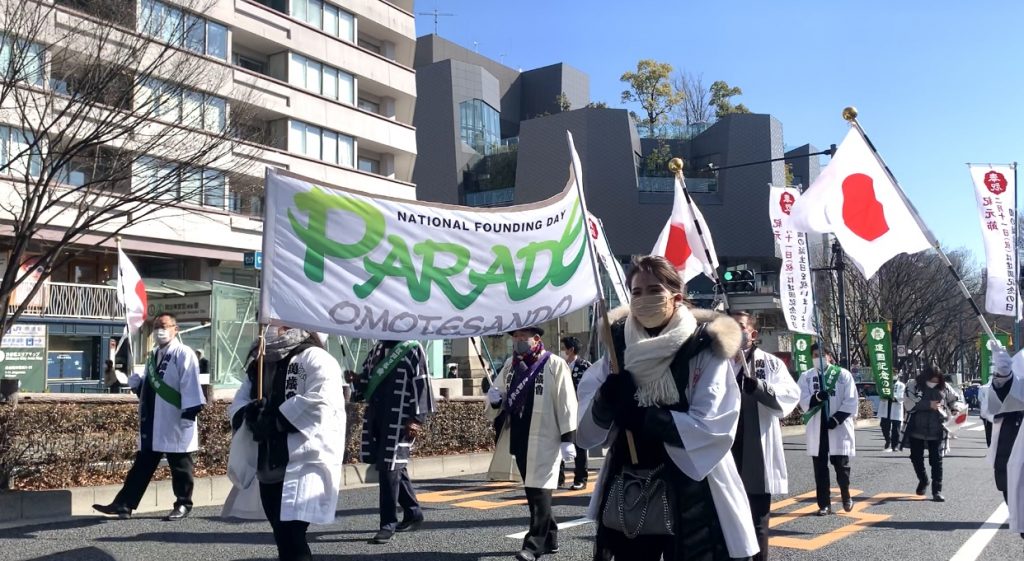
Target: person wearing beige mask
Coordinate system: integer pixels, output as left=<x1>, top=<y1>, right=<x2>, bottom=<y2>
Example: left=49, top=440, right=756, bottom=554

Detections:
left=575, top=255, right=758, bottom=561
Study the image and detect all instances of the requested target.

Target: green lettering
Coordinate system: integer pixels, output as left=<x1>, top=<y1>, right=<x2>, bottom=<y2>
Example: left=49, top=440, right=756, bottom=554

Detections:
left=354, top=235, right=420, bottom=299
left=288, top=188, right=385, bottom=283
left=414, top=240, right=474, bottom=309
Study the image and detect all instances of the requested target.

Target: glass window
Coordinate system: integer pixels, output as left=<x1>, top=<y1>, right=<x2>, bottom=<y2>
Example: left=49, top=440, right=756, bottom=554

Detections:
left=322, top=66, right=338, bottom=100
left=338, top=8, right=354, bottom=42
left=338, top=71, right=354, bottom=104
left=358, top=98, right=379, bottom=114
left=358, top=156, right=379, bottom=174
left=323, top=4, right=339, bottom=36
left=139, top=0, right=159, bottom=35
left=7, top=128, right=41, bottom=178
left=204, top=95, right=226, bottom=132
left=160, top=3, right=183, bottom=45
left=291, top=0, right=307, bottom=22
left=157, top=84, right=181, bottom=123
left=307, top=0, right=323, bottom=29
left=206, top=22, right=228, bottom=60
left=338, top=133, right=353, bottom=167
left=305, top=58, right=321, bottom=95
left=304, top=124, right=321, bottom=160
left=184, top=14, right=206, bottom=54
left=288, top=53, right=305, bottom=88
left=181, top=167, right=203, bottom=205
left=203, top=170, right=225, bottom=209
left=459, top=99, right=500, bottom=155
left=22, top=43, right=44, bottom=86
left=182, top=90, right=204, bottom=129
left=322, top=130, right=338, bottom=165
left=358, top=38, right=380, bottom=53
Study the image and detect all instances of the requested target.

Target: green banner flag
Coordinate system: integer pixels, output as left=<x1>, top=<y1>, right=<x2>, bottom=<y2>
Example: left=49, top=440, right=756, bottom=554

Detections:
left=792, top=334, right=814, bottom=378
left=866, top=322, right=895, bottom=400
left=979, top=332, right=1012, bottom=384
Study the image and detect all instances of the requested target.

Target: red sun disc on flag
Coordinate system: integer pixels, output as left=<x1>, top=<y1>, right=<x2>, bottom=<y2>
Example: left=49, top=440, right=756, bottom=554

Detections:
left=135, top=280, right=148, bottom=321
left=588, top=217, right=598, bottom=240
left=984, top=171, right=1008, bottom=195
left=779, top=192, right=795, bottom=215
left=841, top=173, right=890, bottom=242
left=665, top=224, right=692, bottom=269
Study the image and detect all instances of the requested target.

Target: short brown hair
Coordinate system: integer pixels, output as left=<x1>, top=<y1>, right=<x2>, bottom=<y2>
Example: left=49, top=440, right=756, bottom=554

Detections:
left=626, top=255, right=684, bottom=296
left=730, top=311, right=758, bottom=330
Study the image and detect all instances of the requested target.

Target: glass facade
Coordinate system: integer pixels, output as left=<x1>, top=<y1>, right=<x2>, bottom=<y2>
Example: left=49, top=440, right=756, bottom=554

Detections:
left=210, top=282, right=260, bottom=386
left=289, top=53, right=355, bottom=104
left=459, top=99, right=500, bottom=155
left=0, top=126, right=42, bottom=178
left=133, top=157, right=229, bottom=210
left=289, top=120, right=354, bottom=167
left=137, top=78, right=227, bottom=132
left=138, top=0, right=228, bottom=61
left=291, top=0, right=355, bottom=42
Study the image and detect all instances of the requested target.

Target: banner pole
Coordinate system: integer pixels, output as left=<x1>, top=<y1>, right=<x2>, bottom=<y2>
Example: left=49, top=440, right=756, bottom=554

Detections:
left=256, top=324, right=267, bottom=400
left=1015, top=162, right=1020, bottom=352
left=843, top=107, right=998, bottom=346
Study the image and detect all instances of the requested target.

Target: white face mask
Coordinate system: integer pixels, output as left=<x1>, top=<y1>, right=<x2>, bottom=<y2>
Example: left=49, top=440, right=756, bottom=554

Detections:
left=631, top=294, right=673, bottom=329
left=926, top=381, right=939, bottom=388
left=154, top=328, right=173, bottom=345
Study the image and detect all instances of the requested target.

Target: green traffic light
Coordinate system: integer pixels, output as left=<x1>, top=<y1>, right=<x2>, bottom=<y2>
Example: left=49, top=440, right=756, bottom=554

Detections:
left=723, top=271, right=735, bottom=281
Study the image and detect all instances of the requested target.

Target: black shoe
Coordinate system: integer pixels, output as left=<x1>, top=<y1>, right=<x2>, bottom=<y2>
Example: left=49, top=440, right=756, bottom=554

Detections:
left=842, top=498, right=854, bottom=512
left=396, top=516, right=424, bottom=533
left=933, top=493, right=946, bottom=502
left=569, top=482, right=586, bottom=491
left=93, top=503, right=132, bottom=519
left=916, top=480, right=929, bottom=496
left=817, top=506, right=833, bottom=516
left=164, top=505, right=191, bottom=521
left=371, top=529, right=394, bottom=544
left=515, top=551, right=538, bottom=561
left=546, top=544, right=560, bottom=554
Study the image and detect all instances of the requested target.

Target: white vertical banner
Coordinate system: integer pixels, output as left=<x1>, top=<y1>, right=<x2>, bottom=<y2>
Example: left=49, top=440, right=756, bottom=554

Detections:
left=770, top=187, right=815, bottom=334
left=969, top=165, right=1021, bottom=317
left=585, top=212, right=629, bottom=305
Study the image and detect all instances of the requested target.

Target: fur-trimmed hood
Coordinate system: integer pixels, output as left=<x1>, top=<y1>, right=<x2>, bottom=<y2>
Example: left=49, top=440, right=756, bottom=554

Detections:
left=607, top=305, right=742, bottom=360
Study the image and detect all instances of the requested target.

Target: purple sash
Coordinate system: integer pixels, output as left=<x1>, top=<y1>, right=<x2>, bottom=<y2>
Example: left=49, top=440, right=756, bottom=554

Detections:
left=506, top=352, right=551, bottom=418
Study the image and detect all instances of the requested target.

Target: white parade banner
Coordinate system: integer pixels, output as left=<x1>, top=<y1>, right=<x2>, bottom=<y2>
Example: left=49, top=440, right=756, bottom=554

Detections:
left=769, top=187, right=815, bottom=334
left=260, top=165, right=599, bottom=340
left=969, top=165, right=1021, bottom=318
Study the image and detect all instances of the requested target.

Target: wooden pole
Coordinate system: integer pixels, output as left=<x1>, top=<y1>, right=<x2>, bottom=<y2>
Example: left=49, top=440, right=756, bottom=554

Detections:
left=256, top=325, right=267, bottom=400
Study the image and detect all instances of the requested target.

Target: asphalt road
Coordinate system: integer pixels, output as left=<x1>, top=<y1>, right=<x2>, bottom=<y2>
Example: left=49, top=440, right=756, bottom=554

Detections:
left=0, top=416, right=1021, bottom=561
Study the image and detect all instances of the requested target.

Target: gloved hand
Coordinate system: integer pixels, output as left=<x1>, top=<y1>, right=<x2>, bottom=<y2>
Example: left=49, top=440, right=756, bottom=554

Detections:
left=248, top=401, right=282, bottom=442
left=487, top=385, right=504, bottom=407
left=991, top=340, right=1013, bottom=378
left=809, top=390, right=829, bottom=407
left=826, top=416, right=840, bottom=430
left=560, top=442, right=576, bottom=462
left=742, top=376, right=760, bottom=394
left=243, top=398, right=264, bottom=429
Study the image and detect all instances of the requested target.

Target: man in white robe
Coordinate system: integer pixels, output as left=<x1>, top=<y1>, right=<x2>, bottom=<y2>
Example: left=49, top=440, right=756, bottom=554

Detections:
left=985, top=343, right=1024, bottom=538
left=93, top=312, right=206, bottom=520
left=798, top=344, right=858, bottom=516
left=879, top=375, right=906, bottom=452
left=487, top=325, right=577, bottom=561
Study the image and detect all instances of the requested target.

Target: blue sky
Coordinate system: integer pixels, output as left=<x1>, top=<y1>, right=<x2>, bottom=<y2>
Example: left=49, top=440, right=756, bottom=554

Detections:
left=414, top=0, right=1024, bottom=263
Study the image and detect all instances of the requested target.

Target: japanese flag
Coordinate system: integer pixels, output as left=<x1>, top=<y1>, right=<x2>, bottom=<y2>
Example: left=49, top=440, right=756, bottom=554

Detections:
left=788, top=127, right=931, bottom=279
left=652, top=175, right=719, bottom=283
left=117, top=247, right=147, bottom=335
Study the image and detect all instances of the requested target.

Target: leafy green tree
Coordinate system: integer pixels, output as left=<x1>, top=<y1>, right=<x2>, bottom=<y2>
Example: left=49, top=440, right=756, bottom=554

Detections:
left=556, top=92, right=571, bottom=112
left=621, top=60, right=684, bottom=137
left=710, top=80, right=750, bottom=118
left=584, top=101, right=608, bottom=109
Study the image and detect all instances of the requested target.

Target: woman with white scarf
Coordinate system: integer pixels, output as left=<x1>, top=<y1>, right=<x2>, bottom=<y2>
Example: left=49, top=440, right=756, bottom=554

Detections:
left=576, top=255, right=758, bottom=561
left=222, top=327, right=346, bottom=561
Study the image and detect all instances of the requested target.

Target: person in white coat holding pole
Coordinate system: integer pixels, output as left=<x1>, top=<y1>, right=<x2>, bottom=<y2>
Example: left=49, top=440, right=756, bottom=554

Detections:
left=798, top=344, right=858, bottom=516
left=730, top=311, right=800, bottom=561
left=984, top=343, right=1024, bottom=539
left=222, top=327, right=346, bottom=561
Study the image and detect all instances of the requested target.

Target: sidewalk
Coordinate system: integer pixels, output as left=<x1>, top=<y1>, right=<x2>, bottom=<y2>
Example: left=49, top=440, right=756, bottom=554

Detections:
left=0, top=419, right=879, bottom=529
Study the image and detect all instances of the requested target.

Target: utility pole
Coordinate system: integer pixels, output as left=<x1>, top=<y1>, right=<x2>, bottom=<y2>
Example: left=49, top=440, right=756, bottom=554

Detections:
left=834, top=241, right=851, bottom=368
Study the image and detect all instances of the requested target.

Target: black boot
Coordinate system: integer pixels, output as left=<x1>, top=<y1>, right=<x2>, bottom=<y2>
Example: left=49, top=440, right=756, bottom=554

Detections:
left=916, top=479, right=929, bottom=496
left=932, top=481, right=945, bottom=502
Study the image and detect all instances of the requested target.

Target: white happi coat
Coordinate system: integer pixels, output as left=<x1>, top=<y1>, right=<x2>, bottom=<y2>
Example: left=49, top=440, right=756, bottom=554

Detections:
left=222, top=347, right=346, bottom=525
left=128, top=338, right=205, bottom=453
left=798, top=365, right=858, bottom=457
left=984, top=357, right=1024, bottom=533
left=577, top=353, right=759, bottom=559
left=732, top=347, right=801, bottom=495
left=487, top=353, right=578, bottom=489
left=878, top=380, right=906, bottom=422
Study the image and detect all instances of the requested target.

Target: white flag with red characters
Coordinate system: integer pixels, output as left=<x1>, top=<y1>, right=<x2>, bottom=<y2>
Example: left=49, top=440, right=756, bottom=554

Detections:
left=652, top=175, right=719, bottom=283
left=117, top=247, right=147, bottom=335
left=788, top=127, right=931, bottom=279
left=969, top=165, right=1022, bottom=317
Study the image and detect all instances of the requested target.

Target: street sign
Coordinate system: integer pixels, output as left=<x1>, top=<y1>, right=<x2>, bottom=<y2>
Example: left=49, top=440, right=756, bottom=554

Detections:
left=243, top=251, right=262, bottom=270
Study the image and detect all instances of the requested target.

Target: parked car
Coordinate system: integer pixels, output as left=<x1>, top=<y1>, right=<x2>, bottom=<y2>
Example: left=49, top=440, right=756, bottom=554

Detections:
left=856, top=382, right=880, bottom=417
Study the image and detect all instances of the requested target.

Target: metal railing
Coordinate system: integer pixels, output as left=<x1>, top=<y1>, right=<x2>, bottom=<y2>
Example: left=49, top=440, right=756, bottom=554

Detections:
left=465, top=187, right=514, bottom=207
left=637, top=176, right=718, bottom=193
left=20, top=282, right=124, bottom=320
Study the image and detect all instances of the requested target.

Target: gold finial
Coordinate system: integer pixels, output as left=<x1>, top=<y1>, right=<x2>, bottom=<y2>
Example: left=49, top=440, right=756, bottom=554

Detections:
left=668, top=158, right=684, bottom=173
left=842, top=106, right=858, bottom=121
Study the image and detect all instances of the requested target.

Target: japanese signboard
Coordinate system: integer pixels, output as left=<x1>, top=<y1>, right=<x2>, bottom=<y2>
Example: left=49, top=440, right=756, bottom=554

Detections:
left=792, top=333, right=815, bottom=379
left=979, top=332, right=1013, bottom=384
left=969, top=165, right=1020, bottom=317
left=769, top=187, right=815, bottom=334
left=0, top=324, right=47, bottom=392
left=866, top=321, right=895, bottom=400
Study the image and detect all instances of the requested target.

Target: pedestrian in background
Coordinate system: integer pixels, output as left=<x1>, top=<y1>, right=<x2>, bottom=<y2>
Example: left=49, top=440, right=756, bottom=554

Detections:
left=222, top=328, right=345, bottom=561
left=879, top=375, right=906, bottom=452
left=798, top=344, right=859, bottom=516
left=557, top=335, right=591, bottom=490
left=903, top=365, right=959, bottom=502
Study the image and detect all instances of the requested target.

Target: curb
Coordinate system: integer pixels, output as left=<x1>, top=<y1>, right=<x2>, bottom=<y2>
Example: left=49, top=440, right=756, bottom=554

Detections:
left=0, top=452, right=495, bottom=529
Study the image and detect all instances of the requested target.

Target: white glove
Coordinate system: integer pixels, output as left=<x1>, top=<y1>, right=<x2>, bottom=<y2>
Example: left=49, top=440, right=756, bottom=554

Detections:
left=560, top=442, right=576, bottom=462
left=487, top=385, right=504, bottom=406
left=990, top=340, right=1013, bottom=378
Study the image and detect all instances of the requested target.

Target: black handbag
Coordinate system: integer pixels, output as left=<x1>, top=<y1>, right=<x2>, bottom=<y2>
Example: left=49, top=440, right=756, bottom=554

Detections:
left=601, top=463, right=676, bottom=538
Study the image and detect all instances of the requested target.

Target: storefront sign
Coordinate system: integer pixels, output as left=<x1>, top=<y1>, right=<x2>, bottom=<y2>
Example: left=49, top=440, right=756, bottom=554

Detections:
left=148, top=295, right=212, bottom=322
left=0, top=324, right=47, bottom=391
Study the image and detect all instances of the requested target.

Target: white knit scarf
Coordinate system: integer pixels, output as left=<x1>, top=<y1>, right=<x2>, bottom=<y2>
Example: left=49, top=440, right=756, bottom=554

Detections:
left=624, top=305, right=698, bottom=407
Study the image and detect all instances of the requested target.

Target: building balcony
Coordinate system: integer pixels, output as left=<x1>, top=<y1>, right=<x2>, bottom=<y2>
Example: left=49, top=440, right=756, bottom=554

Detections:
left=464, top=187, right=514, bottom=207
left=19, top=282, right=124, bottom=320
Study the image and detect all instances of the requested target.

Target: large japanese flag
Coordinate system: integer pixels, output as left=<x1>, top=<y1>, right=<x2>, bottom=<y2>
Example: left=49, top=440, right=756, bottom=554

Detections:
left=652, top=175, right=719, bottom=283
left=788, top=127, right=931, bottom=278
left=117, top=247, right=147, bottom=334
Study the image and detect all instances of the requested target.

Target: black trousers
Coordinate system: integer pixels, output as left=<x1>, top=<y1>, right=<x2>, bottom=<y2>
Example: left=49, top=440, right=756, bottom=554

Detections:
left=879, top=418, right=902, bottom=448
left=984, top=419, right=993, bottom=447
left=260, top=481, right=312, bottom=561
left=908, top=437, right=942, bottom=492
left=748, top=493, right=771, bottom=561
left=515, top=453, right=557, bottom=555
left=812, top=454, right=851, bottom=508
left=114, top=450, right=194, bottom=510
left=558, top=446, right=589, bottom=485
left=377, top=466, right=422, bottom=531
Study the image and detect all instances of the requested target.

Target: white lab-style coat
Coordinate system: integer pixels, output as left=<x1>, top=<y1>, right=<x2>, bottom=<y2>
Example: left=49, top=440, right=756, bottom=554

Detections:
left=984, top=355, right=1024, bottom=533
left=128, top=338, right=205, bottom=453
left=878, top=380, right=906, bottom=422
left=487, top=354, right=578, bottom=489
left=222, top=347, right=346, bottom=525
left=732, top=348, right=801, bottom=495
left=578, top=353, right=759, bottom=559
left=798, top=365, right=858, bottom=457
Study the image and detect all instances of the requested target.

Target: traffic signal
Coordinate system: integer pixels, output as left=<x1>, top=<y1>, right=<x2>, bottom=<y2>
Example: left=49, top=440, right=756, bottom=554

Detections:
left=722, top=269, right=755, bottom=293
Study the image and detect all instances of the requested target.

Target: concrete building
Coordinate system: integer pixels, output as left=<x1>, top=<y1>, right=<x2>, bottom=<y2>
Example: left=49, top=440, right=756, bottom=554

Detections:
left=0, top=0, right=417, bottom=391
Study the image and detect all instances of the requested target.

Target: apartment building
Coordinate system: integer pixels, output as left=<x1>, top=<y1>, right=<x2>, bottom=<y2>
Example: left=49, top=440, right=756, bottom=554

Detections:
left=0, top=0, right=417, bottom=391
